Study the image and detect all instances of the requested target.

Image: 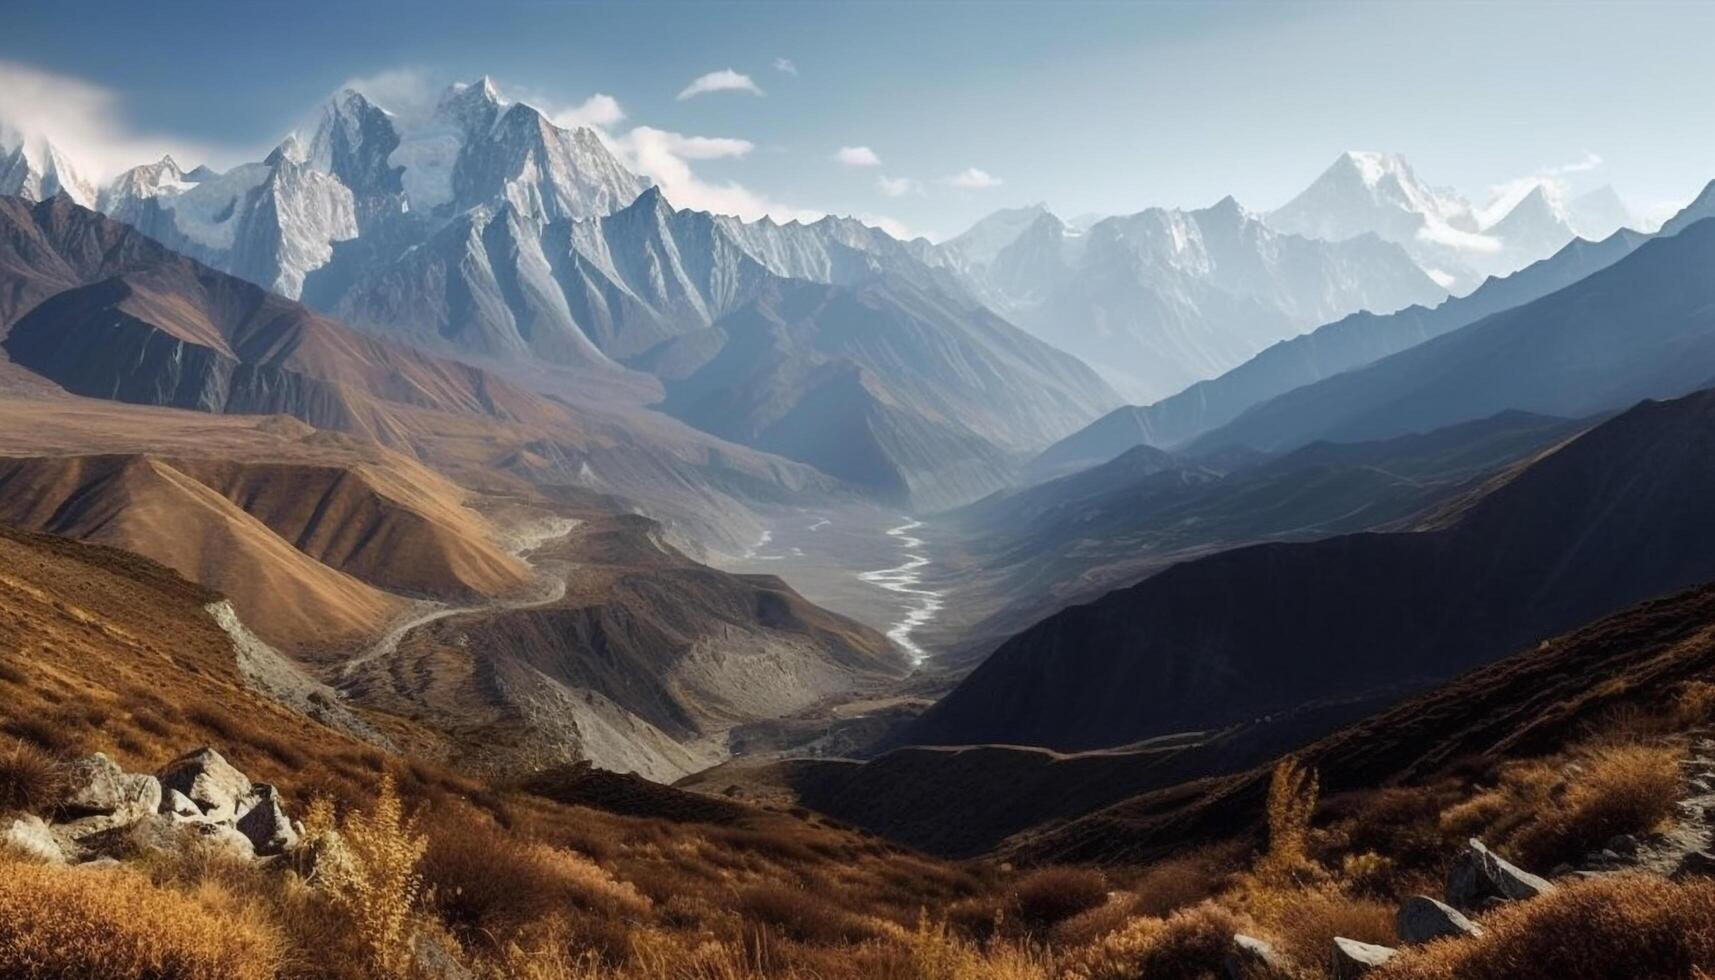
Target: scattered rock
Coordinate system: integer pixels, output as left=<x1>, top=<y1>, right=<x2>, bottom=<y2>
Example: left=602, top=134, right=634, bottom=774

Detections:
left=158, top=748, right=252, bottom=821
left=1225, top=933, right=1285, bottom=978
left=236, top=784, right=299, bottom=855
left=1397, top=895, right=1482, bottom=944
left=1331, top=937, right=1397, bottom=979
left=76, top=856, right=122, bottom=871
left=3, top=815, right=66, bottom=863
left=1446, top=838, right=1555, bottom=910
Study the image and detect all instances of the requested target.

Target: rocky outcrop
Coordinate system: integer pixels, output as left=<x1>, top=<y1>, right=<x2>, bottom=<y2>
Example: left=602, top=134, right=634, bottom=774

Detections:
left=159, top=747, right=254, bottom=823
left=9, top=748, right=302, bottom=866
left=1445, top=838, right=1555, bottom=910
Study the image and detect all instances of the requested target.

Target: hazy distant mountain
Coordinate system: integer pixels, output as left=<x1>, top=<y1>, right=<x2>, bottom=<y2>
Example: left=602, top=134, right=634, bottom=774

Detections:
left=911, top=386, right=1715, bottom=751
left=1268, top=151, right=1489, bottom=291
left=1266, top=151, right=1642, bottom=292
left=946, top=196, right=1444, bottom=402
left=1026, top=181, right=1714, bottom=475
left=1193, top=213, right=1715, bottom=455
left=1569, top=184, right=1638, bottom=239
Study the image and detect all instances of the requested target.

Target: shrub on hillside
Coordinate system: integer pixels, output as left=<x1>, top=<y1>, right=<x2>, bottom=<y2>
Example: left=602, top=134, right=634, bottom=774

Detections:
left=0, top=854, right=283, bottom=980
left=1010, top=866, right=1110, bottom=933
left=0, top=738, right=63, bottom=814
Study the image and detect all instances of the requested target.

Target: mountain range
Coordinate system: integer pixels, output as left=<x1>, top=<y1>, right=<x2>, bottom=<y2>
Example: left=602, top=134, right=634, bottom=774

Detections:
left=910, top=385, right=1715, bottom=752
left=1267, top=150, right=1640, bottom=292
left=1027, top=178, right=1715, bottom=479
left=940, top=196, right=1447, bottom=402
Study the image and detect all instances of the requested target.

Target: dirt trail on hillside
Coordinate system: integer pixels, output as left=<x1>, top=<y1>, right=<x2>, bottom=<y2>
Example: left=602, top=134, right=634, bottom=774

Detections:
left=339, top=517, right=581, bottom=680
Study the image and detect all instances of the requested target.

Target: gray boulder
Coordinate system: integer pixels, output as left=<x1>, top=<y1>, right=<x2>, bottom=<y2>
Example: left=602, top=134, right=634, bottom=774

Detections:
left=1674, top=849, right=1715, bottom=880
left=158, top=748, right=251, bottom=821
left=60, top=753, right=161, bottom=825
left=1331, top=937, right=1397, bottom=979
left=1397, top=895, right=1482, bottom=944
left=1445, top=838, right=1554, bottom=910
left=3, top=815, right=66, bottom=863
left=235, top=784, right=299, bottom=855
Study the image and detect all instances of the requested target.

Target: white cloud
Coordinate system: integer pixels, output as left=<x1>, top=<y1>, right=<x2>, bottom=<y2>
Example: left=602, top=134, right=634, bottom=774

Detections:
left=612, top=126, right=816, bottom=222
left=550, top=93, right=626, bottom=130
left=859, top=212, right=937, bottom=243
left=947, top=167, right=1003, bottom=189
left=773, top=57, right=799, bottom=76
left=877, top=175, right=923, bottom=198
left=677, top=69, right=764, bottom=101
left=834, top=145, right=881, bottom=167
left=0, top=59, right=252, bottom=182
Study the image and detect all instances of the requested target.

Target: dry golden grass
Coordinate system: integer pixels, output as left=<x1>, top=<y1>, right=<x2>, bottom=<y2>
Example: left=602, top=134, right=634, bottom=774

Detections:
left=0, top=852, right=285, bottom=980
left=1372, top=874, right=1715, bottom=980
left=1441, top=738, right=1684, bottom=867
left=302, top=774, right=426, bottom=978
left=1258, top=759, right=1319, bottom=882
left=1061, top=901, right=1243, bottom=980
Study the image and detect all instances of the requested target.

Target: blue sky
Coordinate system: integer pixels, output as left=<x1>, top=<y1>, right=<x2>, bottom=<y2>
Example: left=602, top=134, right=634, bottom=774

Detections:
left=4, top=0, right=1714, bottom=239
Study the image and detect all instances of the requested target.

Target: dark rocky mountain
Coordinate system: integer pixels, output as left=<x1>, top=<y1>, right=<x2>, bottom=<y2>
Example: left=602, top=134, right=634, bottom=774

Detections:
left=910, top=386, right=1715, bottom=752
left=1192, top=215, right=1715, bottom=455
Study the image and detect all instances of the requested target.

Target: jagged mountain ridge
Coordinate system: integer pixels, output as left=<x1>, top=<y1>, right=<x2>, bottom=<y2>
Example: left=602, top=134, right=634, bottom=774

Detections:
left=942, top=195, right=1447, bottom=402
left=335, top=185, right=1120, bottom=508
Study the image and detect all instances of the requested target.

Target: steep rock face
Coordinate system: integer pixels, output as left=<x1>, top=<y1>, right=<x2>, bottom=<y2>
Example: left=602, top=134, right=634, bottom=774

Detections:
left=99, top=79, right=649, bottom=303
left=911, top=386, right=1715, bottom=752
left=946, top=196, right=1445, bottom=402
left=1194, top=214, right=1715, bottom=456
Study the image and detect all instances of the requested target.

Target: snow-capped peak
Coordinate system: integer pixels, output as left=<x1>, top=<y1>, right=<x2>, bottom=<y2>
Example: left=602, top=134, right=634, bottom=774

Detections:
left=0, top=129, right=98, bottom=207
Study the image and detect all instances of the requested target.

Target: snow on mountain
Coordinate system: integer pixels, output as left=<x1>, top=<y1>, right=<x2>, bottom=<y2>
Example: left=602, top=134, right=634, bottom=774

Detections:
left=1267, top=151, right=1495, bottom=292
left=941, top=195, right=1446, bottom=402
left=1479, top=184, right=1579, bottom=278
left=94, top=78, right=648, bottom=300
left=0, top=128, right=97, bottom=207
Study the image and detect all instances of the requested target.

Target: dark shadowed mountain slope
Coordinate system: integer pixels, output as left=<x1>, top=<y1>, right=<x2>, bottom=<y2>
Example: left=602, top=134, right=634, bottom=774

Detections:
left=910, top=386, right=1715, bottom=753
left=1192, top=215, right=1715, bottom=455
left=1010, top=579, right=1715, bottom=865
left=926, top=410, right=1582, bottom=668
